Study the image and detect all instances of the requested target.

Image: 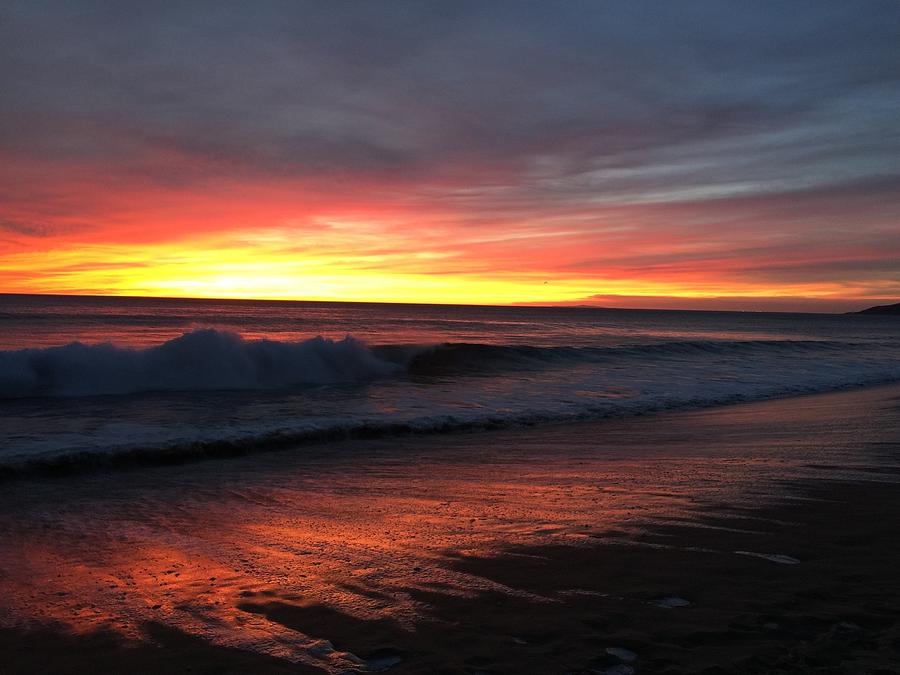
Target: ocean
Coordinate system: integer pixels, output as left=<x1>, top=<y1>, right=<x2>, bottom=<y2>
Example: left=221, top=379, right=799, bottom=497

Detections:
left=1, top=293, right=898, bottom=475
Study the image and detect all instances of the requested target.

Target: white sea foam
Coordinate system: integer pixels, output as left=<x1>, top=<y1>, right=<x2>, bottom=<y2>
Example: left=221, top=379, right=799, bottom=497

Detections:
left=0, top=329, right=400, bottom=398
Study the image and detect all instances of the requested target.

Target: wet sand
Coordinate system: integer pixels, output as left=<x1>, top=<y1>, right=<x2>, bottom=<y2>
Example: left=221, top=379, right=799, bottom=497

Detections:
left=2, top=383, right=900, bottom=673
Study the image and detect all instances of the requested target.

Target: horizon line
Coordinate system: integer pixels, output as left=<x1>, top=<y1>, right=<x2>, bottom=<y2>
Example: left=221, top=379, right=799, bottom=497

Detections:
left=0, top=290, right=883, bottom=316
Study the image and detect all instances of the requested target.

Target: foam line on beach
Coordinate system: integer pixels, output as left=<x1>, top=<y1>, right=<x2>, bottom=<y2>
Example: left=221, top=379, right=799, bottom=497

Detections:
left=3, top=377, right=900, bottom=480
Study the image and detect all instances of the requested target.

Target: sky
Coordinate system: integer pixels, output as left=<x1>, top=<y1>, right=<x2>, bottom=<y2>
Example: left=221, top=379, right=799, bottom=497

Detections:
left=1, top=1, right=899, bottom=312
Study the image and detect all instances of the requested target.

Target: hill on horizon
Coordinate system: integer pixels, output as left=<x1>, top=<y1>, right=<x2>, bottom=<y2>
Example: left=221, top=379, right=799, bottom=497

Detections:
left=854, top=302, right=900, bottom=315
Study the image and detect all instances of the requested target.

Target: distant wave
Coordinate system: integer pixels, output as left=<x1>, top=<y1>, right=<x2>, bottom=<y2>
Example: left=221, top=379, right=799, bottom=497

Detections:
left=395, top=339, right=858, bottom=375
left=0, top=328, right=879, bottom=399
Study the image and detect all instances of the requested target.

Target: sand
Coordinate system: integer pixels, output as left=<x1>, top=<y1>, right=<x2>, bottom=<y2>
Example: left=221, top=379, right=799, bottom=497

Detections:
left=1, top=383, right=900, bottom=673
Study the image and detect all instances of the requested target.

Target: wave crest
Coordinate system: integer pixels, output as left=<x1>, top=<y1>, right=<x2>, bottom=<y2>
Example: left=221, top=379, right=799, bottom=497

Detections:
left=0, top=329, right=400, bottom=398
left=0, top=330, right=879, bottom=399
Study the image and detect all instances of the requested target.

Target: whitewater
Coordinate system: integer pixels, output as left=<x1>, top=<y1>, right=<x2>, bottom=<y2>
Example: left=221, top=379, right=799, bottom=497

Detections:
left=1, top=295, right=898, bottom=476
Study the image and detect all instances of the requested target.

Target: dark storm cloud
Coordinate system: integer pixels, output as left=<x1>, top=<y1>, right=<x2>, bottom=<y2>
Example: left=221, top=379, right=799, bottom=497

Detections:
left=0, top=219, right=51, bottom=237
left=2, top=0, right=899, bottom=196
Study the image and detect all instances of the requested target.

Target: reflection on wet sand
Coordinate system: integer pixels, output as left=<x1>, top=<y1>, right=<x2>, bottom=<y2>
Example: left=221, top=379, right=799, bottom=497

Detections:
left=1, top=385, right=898, bottom=672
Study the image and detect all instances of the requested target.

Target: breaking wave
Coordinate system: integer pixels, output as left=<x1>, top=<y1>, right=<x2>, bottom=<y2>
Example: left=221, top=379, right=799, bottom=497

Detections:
left=0, top=328, right=882, bottom=399
left=0, top=329, right=400, bottom=398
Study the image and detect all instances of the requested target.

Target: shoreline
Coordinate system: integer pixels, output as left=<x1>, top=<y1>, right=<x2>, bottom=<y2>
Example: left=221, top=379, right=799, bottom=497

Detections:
left=3, top=377, right=899, bottom=482
left=1, top=382, right=899, bottom=673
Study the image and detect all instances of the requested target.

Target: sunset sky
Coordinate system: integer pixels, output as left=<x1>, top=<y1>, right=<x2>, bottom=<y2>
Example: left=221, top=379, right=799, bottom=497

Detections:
left=2, top=1, right=899, bottom=311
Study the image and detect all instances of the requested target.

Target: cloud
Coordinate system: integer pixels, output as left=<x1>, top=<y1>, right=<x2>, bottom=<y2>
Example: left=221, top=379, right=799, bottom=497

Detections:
left=0, top=219, right=53, bottom=237
left=1, top=1, right=899, bottom=306
left=3, top=1, right=899, bottom=185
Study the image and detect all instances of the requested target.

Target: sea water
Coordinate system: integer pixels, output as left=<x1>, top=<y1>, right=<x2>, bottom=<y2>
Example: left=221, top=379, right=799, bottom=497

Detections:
left=1, top=294, right=898, bottom=473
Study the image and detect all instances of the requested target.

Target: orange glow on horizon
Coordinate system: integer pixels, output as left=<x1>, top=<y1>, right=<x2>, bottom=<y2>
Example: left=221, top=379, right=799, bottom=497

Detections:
left=2, top=161, right=896, bottom=311
left=0, top=231, right=869, bottom=308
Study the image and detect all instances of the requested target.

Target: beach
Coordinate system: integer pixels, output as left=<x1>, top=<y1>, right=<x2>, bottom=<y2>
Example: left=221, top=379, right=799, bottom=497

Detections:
left=2, top=382, right=899, bottom=673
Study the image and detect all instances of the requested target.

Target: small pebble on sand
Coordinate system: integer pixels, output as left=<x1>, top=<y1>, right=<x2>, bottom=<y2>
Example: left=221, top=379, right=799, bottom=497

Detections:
left=605, top=646, right=637, bottom=661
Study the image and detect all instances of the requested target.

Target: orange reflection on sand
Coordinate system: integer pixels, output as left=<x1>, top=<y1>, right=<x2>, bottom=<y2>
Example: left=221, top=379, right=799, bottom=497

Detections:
left=0, top=406, right=831, bottom=671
